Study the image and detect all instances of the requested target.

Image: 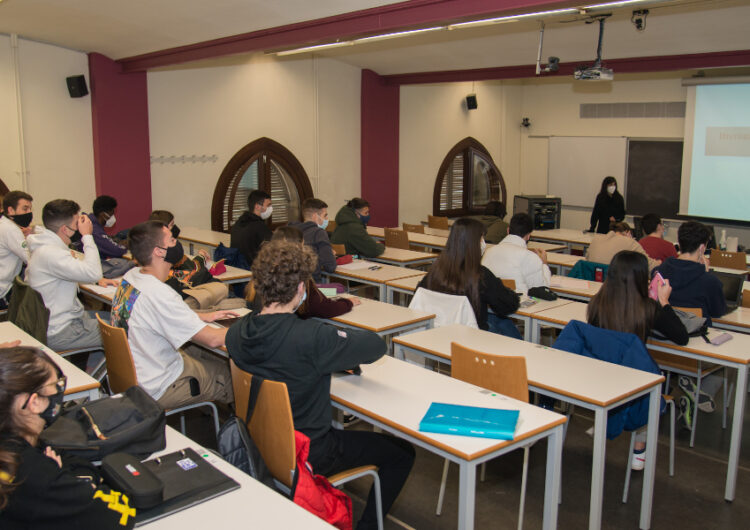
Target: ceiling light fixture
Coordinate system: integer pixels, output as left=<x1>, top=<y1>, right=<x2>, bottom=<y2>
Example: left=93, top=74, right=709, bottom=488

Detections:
left=276, top=41, right=354, bottom=56
left=354, top=26, right=444, bottom=44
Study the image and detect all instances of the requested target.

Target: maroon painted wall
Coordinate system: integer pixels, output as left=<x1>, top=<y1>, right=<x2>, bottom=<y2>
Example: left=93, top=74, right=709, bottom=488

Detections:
left=88, top=53, right=152, bottom=231
left=361, top=69, right=399, bottom=227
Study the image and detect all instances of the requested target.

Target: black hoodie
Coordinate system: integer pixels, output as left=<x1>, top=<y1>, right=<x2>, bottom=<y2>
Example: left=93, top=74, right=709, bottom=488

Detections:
left=226, top=313, right=386, bottom=442
left=230, top=211, right=272, bottom=267
left=654, top=257, right=726, bottom=319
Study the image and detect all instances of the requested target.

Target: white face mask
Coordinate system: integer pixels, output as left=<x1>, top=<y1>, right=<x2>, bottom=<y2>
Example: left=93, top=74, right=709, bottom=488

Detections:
left=260, top=205, right=273, bottom=220
left=104, top=214, right=116, bottom=228
left=480, top=238, right=487, bottom=256
left=607, top=185, right=616, bottom=195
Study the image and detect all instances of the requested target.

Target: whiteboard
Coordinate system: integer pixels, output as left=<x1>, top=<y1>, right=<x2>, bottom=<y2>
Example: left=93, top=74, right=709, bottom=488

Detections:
left=548, top=136, right=628, bottom=208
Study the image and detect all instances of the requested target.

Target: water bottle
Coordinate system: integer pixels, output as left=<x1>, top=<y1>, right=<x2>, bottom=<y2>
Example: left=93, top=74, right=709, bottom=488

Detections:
left=720, top=229, right=727, bottom=251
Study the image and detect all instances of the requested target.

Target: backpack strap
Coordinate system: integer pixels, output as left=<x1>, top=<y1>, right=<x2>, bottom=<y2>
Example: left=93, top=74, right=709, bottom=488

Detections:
left=244, top=375, right=265, bottom=424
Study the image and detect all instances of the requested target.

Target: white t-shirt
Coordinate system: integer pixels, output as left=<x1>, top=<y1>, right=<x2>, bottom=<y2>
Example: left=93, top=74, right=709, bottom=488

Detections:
left=112, top=268, right=205, bottom=399
left=0, top=216, right=30, bottom=298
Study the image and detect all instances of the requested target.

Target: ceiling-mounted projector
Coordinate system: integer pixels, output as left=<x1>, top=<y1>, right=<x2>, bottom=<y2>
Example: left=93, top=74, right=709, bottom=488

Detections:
left=574, top=15, right=613, bottom=81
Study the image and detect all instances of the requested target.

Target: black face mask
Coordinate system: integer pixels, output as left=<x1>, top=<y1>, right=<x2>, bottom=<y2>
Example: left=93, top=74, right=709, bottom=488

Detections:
left=171, top=225, right=181, bottom=239
left=69, top=230, right=83, bottom=244
left=164, top=242, right=185, bottom=265
left=39, top=389, right=65, bottom=426
left=10, top=212, right=33, bottom=228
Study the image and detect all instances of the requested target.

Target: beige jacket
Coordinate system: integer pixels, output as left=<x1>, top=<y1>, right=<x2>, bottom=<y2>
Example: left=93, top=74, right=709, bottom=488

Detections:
left=586, top=231, right=660, bottom=272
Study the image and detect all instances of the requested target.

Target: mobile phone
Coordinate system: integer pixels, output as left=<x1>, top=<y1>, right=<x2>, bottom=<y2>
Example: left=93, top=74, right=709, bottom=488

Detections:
left=189, top=378, right=200, bottom=397
left=648, top=272, right=664, bottom=301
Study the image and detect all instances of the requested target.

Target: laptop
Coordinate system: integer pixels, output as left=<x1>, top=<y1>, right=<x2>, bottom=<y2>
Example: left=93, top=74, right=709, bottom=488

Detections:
left=712, top=270, right=745, bottom=311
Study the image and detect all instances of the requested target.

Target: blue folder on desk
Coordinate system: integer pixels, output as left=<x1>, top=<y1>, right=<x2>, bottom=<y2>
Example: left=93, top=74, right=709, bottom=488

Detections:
left=418, top=402, right=519, bottom=440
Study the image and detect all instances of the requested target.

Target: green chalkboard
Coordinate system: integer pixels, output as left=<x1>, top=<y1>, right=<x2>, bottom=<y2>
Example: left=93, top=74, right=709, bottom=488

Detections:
left=625, top=140, right=683, bottom=217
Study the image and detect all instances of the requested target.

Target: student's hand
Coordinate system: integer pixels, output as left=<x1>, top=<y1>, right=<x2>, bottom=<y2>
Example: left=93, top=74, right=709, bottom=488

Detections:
left=78, top=214, right=93, bottom=236
left=197, top=249, right=210, bottom=261
left=21, top=226, right=33, bottom=237
left=701, top=254, right=711, bottom=272
left=200, top=310, right=239, bottom=322
left=350, top=298, right=362, bottom=306
left=44, top=447, right=62, bottom=468
left=531, top=248, right=547, bottom=263
left=97, top=278, right=119, bottom=287
left=609, top=216, right=616, bottom=222
left=0, top=340, right=21, bottom=348
left=657, top=278, right=672, bottom=306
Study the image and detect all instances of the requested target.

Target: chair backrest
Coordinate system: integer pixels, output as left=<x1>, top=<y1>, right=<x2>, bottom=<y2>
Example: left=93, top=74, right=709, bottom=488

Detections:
left=230, top=361, right=297, bottom=489
left=8, top=276, right=49, bottom=344
left=501, top=278, right=517, bottom=291
left=428, top=215, right=450, bottom=230
left=331, top=243, right=346, bottom=257
left=402, top=223, right=425, bottom=234
left=710, top=249, right=747, bottom=271
left=743, top=290, right=750, bottom=309
left=409, top=287, right=478, bottom=328
left=96, top=314, right=138, bottom=394
left=451, top=342, right=529, bottom=403
left=674, top=306, right=704, bottom=318
left=326, top=220, right=337, bottom=233
left=384, top=228, right=410, bottom=250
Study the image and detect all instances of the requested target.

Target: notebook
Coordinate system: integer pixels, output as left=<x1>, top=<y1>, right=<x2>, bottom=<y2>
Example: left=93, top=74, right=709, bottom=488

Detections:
left=418, top=402, right=520, bottom=440
left=712, top=270, right=745, bottom=311
left=134, top=448, right=240, bottom=526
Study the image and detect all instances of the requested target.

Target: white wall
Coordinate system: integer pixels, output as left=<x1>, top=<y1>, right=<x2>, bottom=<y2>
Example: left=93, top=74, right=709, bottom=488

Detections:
left=147, top=54, right=361, bottom=228
left=0, top=36, right=95, bottom=211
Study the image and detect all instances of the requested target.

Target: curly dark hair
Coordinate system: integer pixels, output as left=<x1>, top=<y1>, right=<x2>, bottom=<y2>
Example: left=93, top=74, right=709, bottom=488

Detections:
left=252, top=239, right=317, bottom=306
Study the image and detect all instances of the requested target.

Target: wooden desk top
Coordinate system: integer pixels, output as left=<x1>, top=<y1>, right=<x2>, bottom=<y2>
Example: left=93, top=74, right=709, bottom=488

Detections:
left=531, top=300, right=588, bottom=325
left=331, top=355, right=566, bottom=461
left=714, top=307, right=750, bottom=330
left=423, top=227, right=450, bottom=237
left=531, top=229, right=594, bottom=246
left=549, top=275, right=602, bottom=299
left=385, top=272, right=427, bottom=292
left=377, top=247, right=437, bottom=263
left=546, top=253, right=584, bottom=267
left=392, top=324, right=663, bottom=408
left=514, top=298, right=575, bottom=317
left=367, top=226, right=447, bottom=248
left=0, top=322, right=100, bottom=396
left=333, top=260, right=425, bottom=283
left=527, top=241, right=568, bottom=253
left=330, top=296, right=434, bottom=333
left=178, top=226, right=231, bottom=247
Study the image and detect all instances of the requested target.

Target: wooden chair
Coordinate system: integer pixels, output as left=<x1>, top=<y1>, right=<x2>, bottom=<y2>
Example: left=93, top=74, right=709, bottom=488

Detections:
left=742, top=290, right=750, bottom=309
left=96, top=315, right=220, bottom=436
left=434, top=343, right=530, bottom=530
left=326, top=220, right=337, bottom=233
left=331, top=243, right=347, bottom=257
left=428, top=215, right=450, bottom=230
left=402, top=223, right=424, bottom=234
left=384, top=228, right=410, bottom=250
left=501, top=279, right=517, bottom=291
left=710, top=249, right=747, bottom=271
left=230, top=361, right=384, bottom=529
left=648, top=306, right=728, bottom=447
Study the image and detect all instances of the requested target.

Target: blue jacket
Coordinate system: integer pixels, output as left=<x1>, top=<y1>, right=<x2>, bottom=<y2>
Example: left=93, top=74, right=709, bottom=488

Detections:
left=553, top=320, right=663, bottom=439
left=567, top=260, right=608, bottom=281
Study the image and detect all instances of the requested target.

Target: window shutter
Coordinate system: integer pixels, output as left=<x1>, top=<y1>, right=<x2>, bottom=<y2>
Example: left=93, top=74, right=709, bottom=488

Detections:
left=268, top=158, right=300, bottom=224
left=440, top=153, right=464, bottom=211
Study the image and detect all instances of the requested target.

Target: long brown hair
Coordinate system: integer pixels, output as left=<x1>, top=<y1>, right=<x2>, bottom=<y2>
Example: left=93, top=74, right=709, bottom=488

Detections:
left=587, top=250, right=657, bottom=341
left=423, top=217, right=484, bottom=314
left=0, top=347, right=59, bottom=509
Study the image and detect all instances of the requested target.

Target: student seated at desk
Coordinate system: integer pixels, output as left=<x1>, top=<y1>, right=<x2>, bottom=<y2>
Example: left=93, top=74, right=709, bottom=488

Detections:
left=230, top=189, right=273, bottom=268
left=288, top=198, right=337, bottom=283
left=587, top=221, right=660, bottom=273
left=638, top=213, right=678, bottom=262
left=0, top=191, right=34, bottom=310
left=482, top=212, right=551, bottom=294
left=472, top=200, right=508, bottom=244
left=78, top=196, right=134, bottom=279
left=111, top=221, right=235, bottom=410
left=418, top=217, right=521, bottom=338
left=331, top=197, right=384, bottom=258
left=0, top=346, right=136, bottom=529
left=586, top=250, right=688, bottom=471
left=226, top=240, right=414, bottom=530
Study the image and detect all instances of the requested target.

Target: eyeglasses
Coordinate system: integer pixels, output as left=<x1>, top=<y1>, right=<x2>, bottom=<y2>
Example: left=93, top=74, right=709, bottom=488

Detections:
left=21, top=375, right=67, bottom=409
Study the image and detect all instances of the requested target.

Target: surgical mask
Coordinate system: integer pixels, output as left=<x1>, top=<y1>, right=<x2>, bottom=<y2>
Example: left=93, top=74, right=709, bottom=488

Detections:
left=607, top=185, right=616, bottom=195
left=359, top=214, right=370, bottom=226
left=10, top=212, right=33, bottom=228
left=171, top=224, right=181, bottom=239
left=294, top=290, right=307, bottom=312
left=164, top=242, right=185, bottom=265
left=480, top=239, right=487, bottom=256
left=260, top=206, right=273, bottom=220
left=104, top=213, right=116, bottom=228
left=317, top=217, right=329, bottom=230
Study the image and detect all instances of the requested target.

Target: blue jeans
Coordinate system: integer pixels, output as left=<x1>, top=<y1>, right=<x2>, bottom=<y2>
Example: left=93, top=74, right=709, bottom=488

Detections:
left=487, top=313, right=522, bottom=340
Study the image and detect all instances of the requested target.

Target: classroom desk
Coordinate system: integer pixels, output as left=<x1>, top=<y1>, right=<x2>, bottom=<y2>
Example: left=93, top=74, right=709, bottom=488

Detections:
left=0, top=321, right=100, bottom=402
left=512, top=298, right=576, bottom=342
left=384, top=272, right=426, bottom=304
left=150, top=427, right=333, bottom=529
left=527, top=241, right=568, bottom=253
left=549, top=275, right=602, bottom=301
left=530, top=228, right=594, bottom=251
left=367, top=226, right=448, bottom=251
left=713, top=307, right=750, bottom=334
left=330, top=355, right=566, bottom=530
left=178, top=226, right=230, bottom=254
left=546, top=252, right=584, bottom=275
left=528, top=300, right=750, bottom=503
left=392, top=325, right=663, bottom=530
left=325, top=260, right=425, bottom=301
left=368, top=247, right=437, bottom=267
left=422, top=226, right=450, bottom=237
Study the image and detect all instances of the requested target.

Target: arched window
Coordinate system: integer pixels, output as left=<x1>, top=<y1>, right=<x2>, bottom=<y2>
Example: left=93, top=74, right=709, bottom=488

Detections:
left=211, top=138, right=313, bottom=232
left=433, top=137, right=506, bottom=217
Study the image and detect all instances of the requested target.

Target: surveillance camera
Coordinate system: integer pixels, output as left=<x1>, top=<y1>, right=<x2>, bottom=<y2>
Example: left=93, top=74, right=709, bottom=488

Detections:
left=547, top=56, right=560, bottom=72
left=631, top=9, right=648, bottom=31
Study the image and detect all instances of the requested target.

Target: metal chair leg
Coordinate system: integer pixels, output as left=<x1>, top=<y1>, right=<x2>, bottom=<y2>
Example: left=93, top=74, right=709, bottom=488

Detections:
left=622, top=432, right=636, bottom=503
left=518, top=446, right=529, bottom=530
left=436, top=459, right=450, bottom=515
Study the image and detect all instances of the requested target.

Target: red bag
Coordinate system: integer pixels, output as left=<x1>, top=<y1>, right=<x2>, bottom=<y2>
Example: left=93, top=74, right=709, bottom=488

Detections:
left=336, top=254, right=353, bottom=266
left=291, top=431, right=352, bottom=530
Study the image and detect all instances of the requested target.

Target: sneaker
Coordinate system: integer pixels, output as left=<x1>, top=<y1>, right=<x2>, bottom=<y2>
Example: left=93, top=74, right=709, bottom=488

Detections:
left=342, top=413, right=360, bottom=427
left=631, top=450, right=646, bottom=471
left=678, top=396, right=694, bottom=430
left=678, top=376, right=715, bottom=413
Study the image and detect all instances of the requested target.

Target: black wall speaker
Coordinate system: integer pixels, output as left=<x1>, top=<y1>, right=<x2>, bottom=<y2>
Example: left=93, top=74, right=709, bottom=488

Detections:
left=66, top=75, right=88, bottom=98
left=465, top=93, right=478, bottom=110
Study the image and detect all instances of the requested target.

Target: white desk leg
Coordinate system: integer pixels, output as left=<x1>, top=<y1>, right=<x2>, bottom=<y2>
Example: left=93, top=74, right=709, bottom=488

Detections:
left=726, top=364, right=747, bottom=501
left=386, top=287, right=393, bottom=305
left=521, top=316, right=531, bottom=342
left=589, top=408, right=607, bottom=530
left=457, top=461, right=477, bottom=530
left=640, top=386, right=660, bottom=529
left=543, top=425, right=563, bottom=530
left=531, top=319, right=541, bottom=344
left=379, top=284, right=386, bottom=302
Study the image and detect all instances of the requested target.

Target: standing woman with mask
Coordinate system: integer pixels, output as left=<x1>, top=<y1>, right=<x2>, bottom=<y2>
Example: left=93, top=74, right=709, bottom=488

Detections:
left=0, top=346, right=136, bottom=529
left=418, top=218, right=521, bottom=338
left=590, top=176, right=626, bottom=234
left=331, top=197, right=385, bottom=258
